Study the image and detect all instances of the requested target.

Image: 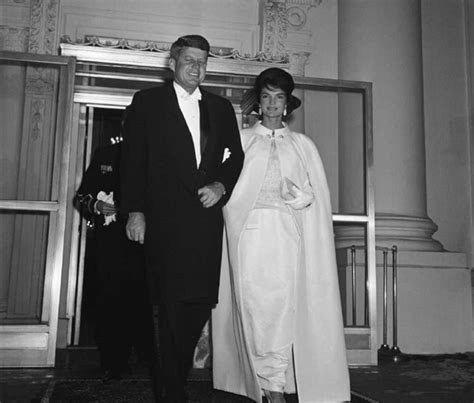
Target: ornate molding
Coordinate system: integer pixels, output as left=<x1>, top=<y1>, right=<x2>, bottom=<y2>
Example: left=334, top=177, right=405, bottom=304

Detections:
left=287, top=6, right=307, bottom=30
left=26, top=67, right=54, bottom=94
left=262, top=1, right=288, bottom=60
left=0, top=26, right=29, bottom=51
left=289, top=0, right=321, bottom=6
left=335, top=214, right=444, bottom=252
left=60, top=35, right=290, bottom=64
left=261, top=0, right=321, bottom=74
left=30, top=98, right=45, bottom=141
left=28, top=0, right=59, bottom=55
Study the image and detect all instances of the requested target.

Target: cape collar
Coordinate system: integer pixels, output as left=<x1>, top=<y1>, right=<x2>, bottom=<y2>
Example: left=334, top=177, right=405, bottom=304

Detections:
left=253, top=121, right=290, bottom=138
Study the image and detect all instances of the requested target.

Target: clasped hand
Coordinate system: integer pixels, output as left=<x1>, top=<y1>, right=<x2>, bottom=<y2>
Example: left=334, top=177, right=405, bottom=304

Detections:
left=284, top=185, right=314, bottom=210
left=198, top=181, right=225, bottom=208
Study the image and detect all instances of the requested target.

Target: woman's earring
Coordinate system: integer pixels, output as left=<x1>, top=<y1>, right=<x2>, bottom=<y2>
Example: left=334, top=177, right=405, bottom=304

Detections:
left=283, top=105, right=287, bottom=117
left=258, top=105, right=262, bottom=116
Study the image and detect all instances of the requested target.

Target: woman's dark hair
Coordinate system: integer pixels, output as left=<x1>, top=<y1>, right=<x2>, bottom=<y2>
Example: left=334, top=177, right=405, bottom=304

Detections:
left=253, top=67, right=301, bottom=115
left=170, top=34, right=210, bottom=61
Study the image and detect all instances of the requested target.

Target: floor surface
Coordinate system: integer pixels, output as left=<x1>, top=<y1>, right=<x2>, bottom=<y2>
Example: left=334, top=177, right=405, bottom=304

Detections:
left=1, top=348, right=473, bottom=402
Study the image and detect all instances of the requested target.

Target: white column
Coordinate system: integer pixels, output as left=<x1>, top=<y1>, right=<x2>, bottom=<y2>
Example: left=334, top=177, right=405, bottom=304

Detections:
left=338, top=0, right=442, bottom=251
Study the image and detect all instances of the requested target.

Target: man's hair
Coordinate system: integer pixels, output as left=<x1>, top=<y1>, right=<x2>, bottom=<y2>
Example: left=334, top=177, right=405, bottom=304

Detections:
left=170, top=35, right=210, bottom=60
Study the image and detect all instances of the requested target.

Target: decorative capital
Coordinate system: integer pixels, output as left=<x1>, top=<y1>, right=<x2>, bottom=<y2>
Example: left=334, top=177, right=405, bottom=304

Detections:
left=289, top=51, right=310, bottom=76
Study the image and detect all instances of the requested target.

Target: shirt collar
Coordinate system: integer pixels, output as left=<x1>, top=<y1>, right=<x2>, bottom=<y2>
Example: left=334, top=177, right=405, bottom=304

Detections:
left=173, top=81, right=202, bottom=101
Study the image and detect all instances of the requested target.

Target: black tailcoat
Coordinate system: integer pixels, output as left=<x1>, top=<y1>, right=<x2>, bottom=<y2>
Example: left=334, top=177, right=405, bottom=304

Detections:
left=121, top=83, right=244, bottom=304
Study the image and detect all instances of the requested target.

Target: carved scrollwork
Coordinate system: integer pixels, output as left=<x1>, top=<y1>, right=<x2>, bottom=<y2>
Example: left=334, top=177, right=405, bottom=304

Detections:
left=29, top=0, right=59, bottom=55
left=263, top=0, right=288, bottom=60
left=60, top=35, right=290, bottom=64
left=285, top=0, right=322, bottom=7
left=30, top=98, right=45, bottom=141
left=287, top=6, right=307, bottom=30
left=44, top=0, right=58, bottom=54
left=26, top=67, right=54, bottom=94
left=29, top=0, right=43, bottom=53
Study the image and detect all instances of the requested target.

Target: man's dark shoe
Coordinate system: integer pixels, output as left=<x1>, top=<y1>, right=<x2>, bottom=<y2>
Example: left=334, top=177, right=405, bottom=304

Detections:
left=102, top=368, right=123, bottom=382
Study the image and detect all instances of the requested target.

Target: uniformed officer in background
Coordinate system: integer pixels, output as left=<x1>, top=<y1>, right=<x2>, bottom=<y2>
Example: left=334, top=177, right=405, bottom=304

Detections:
left=76, top=109, right=154, bottom=381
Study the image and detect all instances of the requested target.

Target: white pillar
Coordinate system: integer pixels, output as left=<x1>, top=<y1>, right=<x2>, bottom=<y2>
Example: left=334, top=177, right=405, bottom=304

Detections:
left=338, top=0, right=442, bottom=251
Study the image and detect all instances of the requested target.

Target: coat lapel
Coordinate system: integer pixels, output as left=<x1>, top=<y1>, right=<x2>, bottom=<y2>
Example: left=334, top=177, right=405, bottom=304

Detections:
left=198, top=92, right=216, bottom=179
left=199, top=97, right=210, bottom=157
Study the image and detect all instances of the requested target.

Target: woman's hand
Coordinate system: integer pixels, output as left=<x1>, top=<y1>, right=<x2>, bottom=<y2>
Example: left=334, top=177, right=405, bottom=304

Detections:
left=284, top=185, right=314, bottom=210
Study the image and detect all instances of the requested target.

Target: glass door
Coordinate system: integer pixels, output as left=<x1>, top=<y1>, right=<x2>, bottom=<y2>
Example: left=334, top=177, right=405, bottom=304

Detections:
left=0, top=51, right=75, bottom=367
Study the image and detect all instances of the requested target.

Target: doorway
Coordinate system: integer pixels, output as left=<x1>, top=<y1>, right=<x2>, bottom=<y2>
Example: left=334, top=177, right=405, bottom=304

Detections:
left=72, top=107, right=125, bottom=347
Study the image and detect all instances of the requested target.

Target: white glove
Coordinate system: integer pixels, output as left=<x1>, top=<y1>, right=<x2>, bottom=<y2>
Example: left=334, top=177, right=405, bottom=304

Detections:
left=284, top=185, right=314, bottom=210
left=96, top=191, right=117, bottom=225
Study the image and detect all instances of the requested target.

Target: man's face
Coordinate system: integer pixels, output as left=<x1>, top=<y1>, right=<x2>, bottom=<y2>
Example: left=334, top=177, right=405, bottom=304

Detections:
left=169, top=47, right=208, bottom=94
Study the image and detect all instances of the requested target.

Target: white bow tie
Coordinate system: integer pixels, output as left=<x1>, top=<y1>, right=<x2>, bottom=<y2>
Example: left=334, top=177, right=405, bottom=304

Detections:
left=182, top=90, right=202, bottom=101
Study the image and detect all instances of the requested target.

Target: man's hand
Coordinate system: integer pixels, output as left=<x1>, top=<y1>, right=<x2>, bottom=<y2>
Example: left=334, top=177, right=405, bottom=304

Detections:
left=126, top=212, right=146, bottom=244
left=284, top=185, right=314, bottom=210
left=198, top=182, right=226, bottom=208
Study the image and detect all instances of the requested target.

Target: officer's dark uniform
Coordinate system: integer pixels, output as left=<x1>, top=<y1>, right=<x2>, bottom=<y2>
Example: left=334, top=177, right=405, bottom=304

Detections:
left=76, top=141, right=153, bottom=379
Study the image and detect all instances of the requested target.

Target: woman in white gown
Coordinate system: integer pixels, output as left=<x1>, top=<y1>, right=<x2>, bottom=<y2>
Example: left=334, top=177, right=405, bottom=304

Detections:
left=212, top=68, right=350, bottom=403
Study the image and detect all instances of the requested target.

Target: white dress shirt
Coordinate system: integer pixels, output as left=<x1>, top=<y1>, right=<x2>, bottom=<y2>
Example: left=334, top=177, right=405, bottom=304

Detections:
left=173, top=81, right=202, bottom=167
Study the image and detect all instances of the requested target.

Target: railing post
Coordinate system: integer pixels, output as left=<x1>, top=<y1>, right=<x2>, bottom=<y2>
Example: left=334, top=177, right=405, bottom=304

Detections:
left=364, top=247, right=369, bottom=327
left=391, top=245, right=403, bottom=362
left=378, top=248, right=391, bottom=356
left=351, top=245, right=357, bottom=326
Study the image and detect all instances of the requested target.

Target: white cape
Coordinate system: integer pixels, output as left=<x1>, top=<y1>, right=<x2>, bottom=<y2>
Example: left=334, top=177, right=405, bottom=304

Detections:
left=213, top=123, right=350, bottom=403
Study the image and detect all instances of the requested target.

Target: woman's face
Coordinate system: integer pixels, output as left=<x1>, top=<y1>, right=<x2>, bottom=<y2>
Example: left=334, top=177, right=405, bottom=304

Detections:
left=259, top=86, right=287, bottom=120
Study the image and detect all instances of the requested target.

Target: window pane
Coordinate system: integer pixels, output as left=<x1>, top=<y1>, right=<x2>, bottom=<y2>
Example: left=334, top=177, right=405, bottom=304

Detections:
left=0, top=59, right=61, bottom=202
left=293, top=88, right=365, bottom=215
left=334, top=223, right=368, bottom=327
left=0, top=210, right=50, bottom=324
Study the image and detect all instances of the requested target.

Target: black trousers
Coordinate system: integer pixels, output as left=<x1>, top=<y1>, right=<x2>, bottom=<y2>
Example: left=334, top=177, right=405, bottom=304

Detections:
left=94, top=229, right=154, bottom=373
left=151, top=301, right=212, bottom=402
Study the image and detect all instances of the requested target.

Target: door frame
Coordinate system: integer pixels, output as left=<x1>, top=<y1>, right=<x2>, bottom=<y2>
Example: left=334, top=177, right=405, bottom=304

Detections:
left=66, top=100, right=130, bottom=347
left=0, top=50, right=76, bottom=367
left=60, top=42, right=377, bottom=365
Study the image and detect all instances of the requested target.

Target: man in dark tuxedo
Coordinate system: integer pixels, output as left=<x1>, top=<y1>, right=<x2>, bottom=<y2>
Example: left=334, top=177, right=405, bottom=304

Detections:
left=120, top=34, right=244, bottom=402
left=76, top=131, right=154, bottom=381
